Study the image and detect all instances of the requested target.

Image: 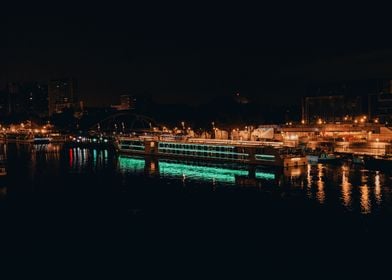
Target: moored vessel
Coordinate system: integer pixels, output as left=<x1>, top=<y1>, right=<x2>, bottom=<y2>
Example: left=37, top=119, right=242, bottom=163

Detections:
left=363, top=155, right=392, bottom=171
left=116, top=135, right=307, bottom=168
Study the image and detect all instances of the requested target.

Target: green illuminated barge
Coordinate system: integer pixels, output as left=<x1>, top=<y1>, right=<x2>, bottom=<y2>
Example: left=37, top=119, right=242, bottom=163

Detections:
left=115, top=136, right=307, bottom=168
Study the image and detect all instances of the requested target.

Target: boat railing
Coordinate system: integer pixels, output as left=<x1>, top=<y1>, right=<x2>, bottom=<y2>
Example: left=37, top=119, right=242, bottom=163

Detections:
left=187, top=138, right=283, bottom=147
left=118, top=135, right=284, bottom=147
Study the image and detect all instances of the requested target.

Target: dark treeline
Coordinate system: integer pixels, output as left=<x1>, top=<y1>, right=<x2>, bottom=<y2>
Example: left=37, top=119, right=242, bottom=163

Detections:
left=71, top=96, right=300, bottom=131
left=0, top=94, right=300, bottom=132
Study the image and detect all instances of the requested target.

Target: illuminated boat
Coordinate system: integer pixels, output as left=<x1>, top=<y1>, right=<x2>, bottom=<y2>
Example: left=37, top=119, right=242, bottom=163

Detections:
left=350, top=155, right=365, bottom=165
left=306, top=152, right=342, bottom=164
left=31, top=133, right=52, bottom=144
left=116, top=136, right=307, bottom=168
left=3, top=131, right=52, bottom=144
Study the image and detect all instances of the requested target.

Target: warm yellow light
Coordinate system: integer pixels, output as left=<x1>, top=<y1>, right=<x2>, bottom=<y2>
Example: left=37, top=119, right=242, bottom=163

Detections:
left=301, top=120, right=305, bottom=124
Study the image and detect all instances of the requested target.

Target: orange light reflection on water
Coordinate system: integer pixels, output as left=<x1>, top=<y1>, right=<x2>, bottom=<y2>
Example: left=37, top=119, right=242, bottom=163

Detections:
left=316, top=165, right=325, bottom=204
left=341, top=165, right=352, bottom=208
left=360, top=184, right=371, bottom=214
left=374, top=172, right=382, bottom=205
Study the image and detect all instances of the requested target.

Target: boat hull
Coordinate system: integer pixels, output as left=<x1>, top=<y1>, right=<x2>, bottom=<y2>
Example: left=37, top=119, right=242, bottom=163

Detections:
left=116, top=138, right=308, bottom=168
left=364, top=157, right=392, bottom=171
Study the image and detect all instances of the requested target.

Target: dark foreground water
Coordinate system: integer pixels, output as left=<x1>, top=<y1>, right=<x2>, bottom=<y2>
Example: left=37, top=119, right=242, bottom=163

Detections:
left=2, top=143, right=392, bottom=273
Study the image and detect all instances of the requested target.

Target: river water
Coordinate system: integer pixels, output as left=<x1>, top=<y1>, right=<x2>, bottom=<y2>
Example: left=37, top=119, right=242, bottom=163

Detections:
left=2, top=143, right=392, bottom=245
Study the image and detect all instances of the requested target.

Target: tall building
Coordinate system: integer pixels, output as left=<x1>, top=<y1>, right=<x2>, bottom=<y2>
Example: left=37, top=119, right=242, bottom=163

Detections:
left=302, top=79, right=392, bottom=123
left=6, top=82, right=22, bottom=115
left=303, top=95, right=362, bottom=124
left=48, top=79, right=77, bottom=115
left=22, top=82, right=48, bottom=118
left=1, top=82, right=48, bottom=117
left=368, top=80, right=392, bottom=123
left=0, top=89, right=8, bottom=116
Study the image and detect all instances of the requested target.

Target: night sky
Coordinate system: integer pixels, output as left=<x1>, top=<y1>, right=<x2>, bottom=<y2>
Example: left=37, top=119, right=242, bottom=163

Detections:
left=1, top=3, right=391, bottom=107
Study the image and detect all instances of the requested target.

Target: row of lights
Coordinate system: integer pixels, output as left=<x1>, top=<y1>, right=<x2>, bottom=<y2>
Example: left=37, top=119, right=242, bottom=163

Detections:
left=286, top=116, right=381, bottom=125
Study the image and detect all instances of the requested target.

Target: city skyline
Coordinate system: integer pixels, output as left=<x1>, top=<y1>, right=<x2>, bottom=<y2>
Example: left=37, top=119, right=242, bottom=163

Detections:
left=3, top=3, right=392, bottom=269
left=2, top=4, right=392, bottom=107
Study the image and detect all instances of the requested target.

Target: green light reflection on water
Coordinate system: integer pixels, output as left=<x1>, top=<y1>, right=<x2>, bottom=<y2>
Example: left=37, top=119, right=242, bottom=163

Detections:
left=159, top=161, right=249, bottom=184
left=118, top=156, right=275, bottom=184
left=255, top=171, right=275, bottom=180
left=118, top=156, right=145, bottom=173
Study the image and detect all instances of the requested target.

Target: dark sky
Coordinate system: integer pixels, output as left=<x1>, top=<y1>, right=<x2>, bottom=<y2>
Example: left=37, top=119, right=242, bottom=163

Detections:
left=1, top=3, right=392, bottom=107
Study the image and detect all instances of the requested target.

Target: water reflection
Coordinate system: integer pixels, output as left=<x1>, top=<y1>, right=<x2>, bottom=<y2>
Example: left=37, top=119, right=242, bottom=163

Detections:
left=114, top=155, right=392, bottom=214
left=306, top=166, right=312, bottom=198
left=3, top=144, right=392, bottom=215
left=118, top=156, right=145, bottom=173
left=0, top=187, right=7, bottom=199
left=341, top=165, right=352, bottom=208
left=117, top=156, right=276, bottom=185
left=159, top=160, right=249, bottom=184
left=68, top=147, right=110, bottom=172
left=360, top=184, right=371, bottom=214
left=374, top=172, right=382, bottom=205
left=316, top=165, right=326, bottom=204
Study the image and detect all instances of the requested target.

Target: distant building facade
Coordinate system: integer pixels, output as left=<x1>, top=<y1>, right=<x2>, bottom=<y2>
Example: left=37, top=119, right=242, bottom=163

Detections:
left=0, top=82, right=48, bottom=117
left=48, top=79, right=77, bottom=115
left=303, top=95, right=362, bottom=124
left=368, top=80, right=392, bottom=123
left=305, top=79, right=392, bottom=124
left=23, top=82, right=49, bottom=118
